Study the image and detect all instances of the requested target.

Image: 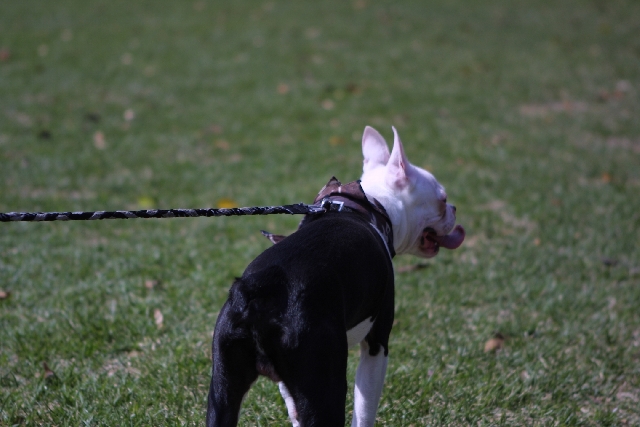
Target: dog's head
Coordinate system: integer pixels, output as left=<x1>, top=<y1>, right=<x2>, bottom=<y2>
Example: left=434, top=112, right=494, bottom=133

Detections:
left=359, top=126, right=465, bottom=258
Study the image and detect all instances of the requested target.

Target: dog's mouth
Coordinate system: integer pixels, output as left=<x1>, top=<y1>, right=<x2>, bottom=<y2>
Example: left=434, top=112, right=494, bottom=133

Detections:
left=419, top=225, right=465, bottom=256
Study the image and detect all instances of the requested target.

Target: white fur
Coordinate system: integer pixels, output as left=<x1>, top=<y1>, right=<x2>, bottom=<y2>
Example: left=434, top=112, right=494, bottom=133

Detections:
left=279, top=382, right=300, bottom=427
left=360, top=126, right=458, bottom=257
left=346, top=318, right=374, bottom=348
left=351, top=340, right=388, bottom=427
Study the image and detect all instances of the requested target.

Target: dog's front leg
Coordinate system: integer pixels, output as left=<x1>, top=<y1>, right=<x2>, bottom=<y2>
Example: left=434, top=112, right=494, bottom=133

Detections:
left=351, top=340, right=388, bottom=427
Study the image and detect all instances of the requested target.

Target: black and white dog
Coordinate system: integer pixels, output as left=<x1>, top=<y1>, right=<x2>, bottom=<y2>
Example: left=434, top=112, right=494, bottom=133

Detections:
left=207, top=126, right=465, bottom=426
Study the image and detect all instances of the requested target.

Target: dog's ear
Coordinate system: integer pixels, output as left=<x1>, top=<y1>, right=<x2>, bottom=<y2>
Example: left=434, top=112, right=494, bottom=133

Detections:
left=362, top=126, right=390, bottom=172
left=386, top=126, right=412, bottom=188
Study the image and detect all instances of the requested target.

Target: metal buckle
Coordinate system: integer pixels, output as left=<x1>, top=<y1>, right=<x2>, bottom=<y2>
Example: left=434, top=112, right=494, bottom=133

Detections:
left=320, top=198, right=344, bottom=212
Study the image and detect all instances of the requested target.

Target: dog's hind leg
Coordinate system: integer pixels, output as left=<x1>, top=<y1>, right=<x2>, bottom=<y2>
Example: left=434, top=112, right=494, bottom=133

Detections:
left=351, top=340, right=388, bottom=427
left=277, top=323, right=349, bottom=427
left=206, top=303, right=258, bottom=427
left=278, top=382, right=300, bottom=427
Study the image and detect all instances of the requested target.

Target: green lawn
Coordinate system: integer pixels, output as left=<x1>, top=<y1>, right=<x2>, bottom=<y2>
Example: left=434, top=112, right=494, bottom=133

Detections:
left=1, top=0, right=639, bottom=425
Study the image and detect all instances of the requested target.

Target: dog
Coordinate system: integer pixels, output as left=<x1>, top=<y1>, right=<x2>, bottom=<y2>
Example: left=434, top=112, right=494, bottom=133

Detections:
left=206, top=126, right=465, bottom=427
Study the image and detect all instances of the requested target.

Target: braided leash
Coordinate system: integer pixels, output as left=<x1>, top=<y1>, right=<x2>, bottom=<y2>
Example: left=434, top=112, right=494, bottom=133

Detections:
left=0, top=200, right=345, bottom=223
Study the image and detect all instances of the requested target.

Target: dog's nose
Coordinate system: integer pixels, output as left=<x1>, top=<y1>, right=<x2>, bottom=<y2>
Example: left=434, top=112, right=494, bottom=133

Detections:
left=452, top=205, right=457, bottom=214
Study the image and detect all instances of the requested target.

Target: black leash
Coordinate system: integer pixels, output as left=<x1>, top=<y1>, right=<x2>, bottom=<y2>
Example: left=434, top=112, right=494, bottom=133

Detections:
left=0, top=200, right=345, bottom=223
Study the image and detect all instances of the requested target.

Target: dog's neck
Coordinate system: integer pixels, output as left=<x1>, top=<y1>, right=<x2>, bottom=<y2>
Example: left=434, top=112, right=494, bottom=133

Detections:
left=261, top=177, right=396, bottom=258
left=360, top=174, right=417, bottom=256
left=301, top=177, right=395, bottom=258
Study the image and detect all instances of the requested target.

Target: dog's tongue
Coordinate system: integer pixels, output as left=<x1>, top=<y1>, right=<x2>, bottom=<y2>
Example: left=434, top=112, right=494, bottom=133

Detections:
left=433, top=225, right=465, bottom=250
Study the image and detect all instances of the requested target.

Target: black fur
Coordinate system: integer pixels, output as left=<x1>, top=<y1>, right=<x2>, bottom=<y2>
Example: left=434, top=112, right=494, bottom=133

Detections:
left=207, top=212, right=394, bottom=427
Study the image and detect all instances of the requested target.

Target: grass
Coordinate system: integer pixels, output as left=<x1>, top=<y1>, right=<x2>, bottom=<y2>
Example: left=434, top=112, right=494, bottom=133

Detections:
left=1, top=0, right=639, bottom=425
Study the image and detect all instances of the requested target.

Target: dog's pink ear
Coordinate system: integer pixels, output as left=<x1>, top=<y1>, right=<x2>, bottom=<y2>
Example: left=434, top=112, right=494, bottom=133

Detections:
left=386, top=127, right=411, bottom=188
left=362, top=126, right=390, bottom=173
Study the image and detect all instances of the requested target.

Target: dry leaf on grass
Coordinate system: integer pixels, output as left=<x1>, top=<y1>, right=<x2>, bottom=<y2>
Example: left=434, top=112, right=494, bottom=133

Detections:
left=0, top=48, right=11, bottom=61
left=123, top=109, right=135, bottom=121
left=136, top=196, right=155, bottom=209
left=144, top=279, right=158, bottom=290
left=93, top=131, right=106, bottom=150
left=215, top=139, right=230, bottom=150
left=154, top=309, right=164, bottom=329
left=484, top=333, right=505, bottom=353
left=329, top=136, right=344, bottom=146
left=321, top=99, right=335, bottom=110
left=216, top=198, right=238, bottom=209
left=42, top=362, right=56, bottom=380
left=0, top=290, right=11, bottom=300
left=277, top=83, right=290, bottom=94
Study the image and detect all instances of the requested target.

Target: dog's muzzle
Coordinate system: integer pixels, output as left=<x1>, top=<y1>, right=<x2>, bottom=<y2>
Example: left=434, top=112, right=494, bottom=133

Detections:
left=423, top=225, right=465, bottom=250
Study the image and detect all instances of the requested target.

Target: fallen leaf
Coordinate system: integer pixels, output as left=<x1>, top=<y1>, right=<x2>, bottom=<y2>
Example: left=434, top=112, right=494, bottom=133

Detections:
left=42, top=362, right=56, bottom=380
left=484, top=333, right=505, bottom=353
left=215, top=139, right=230, bottom=150
left=144, top=279, right=158, bottom=290
left=93, top=131, right=106, bottom=150
left=154, top=309, right=164, bottom=329
left=601, top=172, right=611, bottom=183
left=277, top=83, right=290, bottom=94
left=136, top=196, right=155, bottom=209
left=216, top=198, right=238, bottom=209
left=0, top=48, right=10, bottom=62
left=0, top=290, right=11, bottom=300
left=321, top=99, right=335, bottom=110
left=329, top=136, right=344, bottom=146
left=123, top=109, right=135, bottom=121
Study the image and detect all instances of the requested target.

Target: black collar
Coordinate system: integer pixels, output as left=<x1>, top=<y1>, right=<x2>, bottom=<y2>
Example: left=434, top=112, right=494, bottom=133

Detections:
left=262, top=177, right=395, bottom=258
